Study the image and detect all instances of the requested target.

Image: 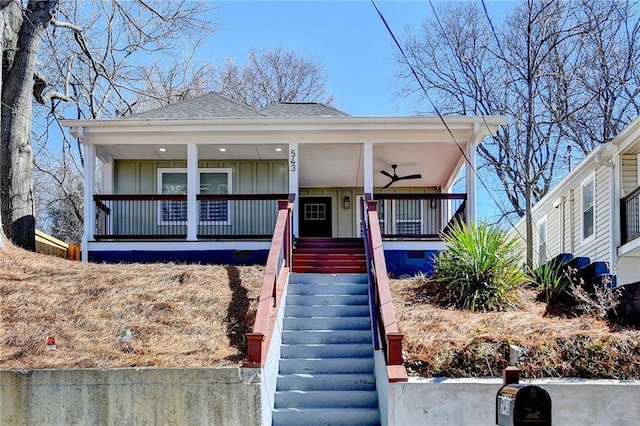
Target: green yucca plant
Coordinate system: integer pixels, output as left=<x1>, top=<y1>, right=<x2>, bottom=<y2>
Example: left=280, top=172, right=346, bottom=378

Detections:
left=433, top=220, right=526, bottom=312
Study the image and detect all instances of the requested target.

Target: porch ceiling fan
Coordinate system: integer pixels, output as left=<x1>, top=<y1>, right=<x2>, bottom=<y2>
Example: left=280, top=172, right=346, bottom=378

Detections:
left=380, top=164, right=422, bottom=189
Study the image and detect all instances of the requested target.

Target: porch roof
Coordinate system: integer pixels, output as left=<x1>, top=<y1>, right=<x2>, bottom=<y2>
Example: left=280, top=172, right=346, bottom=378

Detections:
left=61, top=115, right=507, bottom=189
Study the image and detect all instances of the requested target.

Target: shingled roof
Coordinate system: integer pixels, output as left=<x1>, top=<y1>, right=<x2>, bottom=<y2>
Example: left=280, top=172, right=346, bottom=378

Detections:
left=127, top=93, right=265, bottom=119
left=260, top=102, right=350, bottom=117
left=126, top=93, right=349, bottom=120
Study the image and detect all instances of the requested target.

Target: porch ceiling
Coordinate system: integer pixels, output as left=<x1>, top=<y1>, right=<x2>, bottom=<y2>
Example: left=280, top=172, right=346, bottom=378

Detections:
left=66, top=115, right=507, bottom=190
left=298, top=142, right=467, bottom=189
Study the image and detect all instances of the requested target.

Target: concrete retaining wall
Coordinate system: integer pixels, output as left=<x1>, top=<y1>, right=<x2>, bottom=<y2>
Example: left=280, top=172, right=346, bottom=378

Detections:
left=3, top=368, right=640, bottom=425
left=387, top=377, right=640, bottom=426
left=0, top=368, right=261, bottom=426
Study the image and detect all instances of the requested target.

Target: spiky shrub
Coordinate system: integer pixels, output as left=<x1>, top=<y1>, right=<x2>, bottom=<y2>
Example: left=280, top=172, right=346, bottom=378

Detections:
left=534, top=260, right=575, bottom=304
left=433, top=220, right=526, bottom=312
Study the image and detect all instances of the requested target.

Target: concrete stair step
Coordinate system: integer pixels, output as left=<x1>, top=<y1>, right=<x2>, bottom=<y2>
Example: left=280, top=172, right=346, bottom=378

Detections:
left=278, top=357, right=374, bottom=375
left=286, top=294, right=369, bottom=306
left=272, top=407, right=380, bottom=426
left=276, top=373, right=376, bottom=391
left=274, top=389, right=378, bottom=409
left=284, top=316, right=371, bottom=330
left=285, top=304, right=370, bottom=318
left=287, top=283, right=368, bottom=296
left=282, top=329, right=372, bottom=345
left=281, top=343, right=374, bottom=358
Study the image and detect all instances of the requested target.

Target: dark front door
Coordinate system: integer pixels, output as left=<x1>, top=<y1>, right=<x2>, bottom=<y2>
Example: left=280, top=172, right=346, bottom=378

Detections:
left=299, top=197, right=332, bottom=237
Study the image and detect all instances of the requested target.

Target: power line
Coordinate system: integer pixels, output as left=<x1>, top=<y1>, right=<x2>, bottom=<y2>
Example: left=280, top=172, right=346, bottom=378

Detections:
left=370, top=0, right=540, bottom=261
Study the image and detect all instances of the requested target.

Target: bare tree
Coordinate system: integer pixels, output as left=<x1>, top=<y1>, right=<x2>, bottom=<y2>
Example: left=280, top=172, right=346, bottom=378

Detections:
left=0, top=0, right=21, bottom=250
left=1, top=0, right=215, bottom=250
left=215, top=45, right=334, bottom=108
left=117, top=47, right=216, bottom=116
left=399, top=0, right=640, bottom=268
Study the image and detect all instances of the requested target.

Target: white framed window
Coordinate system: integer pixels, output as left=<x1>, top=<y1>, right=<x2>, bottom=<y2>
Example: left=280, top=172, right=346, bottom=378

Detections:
left=581, top=173, right=595, bottom=242
left=537, top=215, right=547, bottom=265
left=157, top=168, right=232, bottom=225
left=394, top=199, right=423, bottom=234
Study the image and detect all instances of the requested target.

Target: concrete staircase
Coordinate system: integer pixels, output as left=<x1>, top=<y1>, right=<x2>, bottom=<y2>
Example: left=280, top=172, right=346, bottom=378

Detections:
left=272, top=272, right=380, bottom=426
left=292, top=238, right=367, bottom=274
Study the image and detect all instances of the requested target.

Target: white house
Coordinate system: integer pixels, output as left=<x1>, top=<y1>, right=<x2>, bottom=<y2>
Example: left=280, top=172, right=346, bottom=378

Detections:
left=509, top=116, right=640, bottom=287
left=62, top=93, right=506, bottom=275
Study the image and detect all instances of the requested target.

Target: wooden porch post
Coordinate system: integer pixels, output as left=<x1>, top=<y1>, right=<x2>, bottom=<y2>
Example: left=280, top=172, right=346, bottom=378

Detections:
left=187, top=143, right=198, bottom=241
left=81, top=133, right=95, bottom=262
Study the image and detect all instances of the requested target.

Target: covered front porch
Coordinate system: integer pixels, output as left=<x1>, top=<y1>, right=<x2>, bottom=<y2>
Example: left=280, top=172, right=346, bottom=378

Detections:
left=63, top=115, right=506, bottom=266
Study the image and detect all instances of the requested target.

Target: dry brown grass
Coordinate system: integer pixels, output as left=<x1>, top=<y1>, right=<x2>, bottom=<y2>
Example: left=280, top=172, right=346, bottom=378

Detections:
left=0, top=244, right=263, bottom=369
left=3, top=245, right=640, bottom=378
left=393, top=277, right=640, bottom=379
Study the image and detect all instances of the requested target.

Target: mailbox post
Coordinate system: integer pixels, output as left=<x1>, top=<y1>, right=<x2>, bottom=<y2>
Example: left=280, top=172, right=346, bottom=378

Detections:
left=496, top=367, right=551, bottom=426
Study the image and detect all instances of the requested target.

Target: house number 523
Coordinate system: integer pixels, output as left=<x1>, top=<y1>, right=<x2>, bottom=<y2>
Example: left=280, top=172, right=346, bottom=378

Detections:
left=290, top=149, right=297, bottom=172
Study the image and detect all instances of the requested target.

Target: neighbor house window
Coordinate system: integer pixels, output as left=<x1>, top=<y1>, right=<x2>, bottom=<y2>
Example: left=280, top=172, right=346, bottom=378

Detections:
left=537, top=216, right=547, bottom=265
left=394, top=199, right=422, bottom=235
left=158, top=168, right=231, bottom=224
left=581, top=175, right=595, bottom=241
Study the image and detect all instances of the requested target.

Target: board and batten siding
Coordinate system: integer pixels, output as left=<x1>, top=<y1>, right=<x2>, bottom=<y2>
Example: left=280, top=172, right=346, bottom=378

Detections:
left=110, top=160, right=288, bottom=237
left=298, top=187, right=442, bottom=239
left=114, top=160, right=288, bottom=194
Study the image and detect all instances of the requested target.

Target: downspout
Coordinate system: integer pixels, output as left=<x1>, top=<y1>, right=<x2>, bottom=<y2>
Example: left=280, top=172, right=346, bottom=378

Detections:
left=569, top=189, right=574, bottom=253
left=609, top=153, right=620, bottom=271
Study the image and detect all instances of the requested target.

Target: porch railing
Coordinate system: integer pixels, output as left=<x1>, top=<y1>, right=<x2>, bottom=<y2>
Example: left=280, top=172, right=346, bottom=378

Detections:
left=621, top=186, right=640, bottom=244
left=373, top=193, right=466, bottom=239
left=361, top=195, right=408, bottom=382
left=93, top=194, right=290, bottom=240
left=245, top=197, right=294, bottom=367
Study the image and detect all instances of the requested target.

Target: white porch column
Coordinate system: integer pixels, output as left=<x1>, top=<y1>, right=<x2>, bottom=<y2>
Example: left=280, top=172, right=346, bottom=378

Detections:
left=289, top=143, right=299, bottom=236
left=465, top=124, right=479, bottom=223
left=363, top=142, right=374, bottom=196
left=81, top=134, right=95, bottom=262
left=187, top=143, right=198, bottom=241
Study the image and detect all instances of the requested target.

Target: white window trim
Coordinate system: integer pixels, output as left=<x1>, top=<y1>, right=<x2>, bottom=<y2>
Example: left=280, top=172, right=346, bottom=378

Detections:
left=157, top=168, right=232, bottom=226
left=536, top=215, right=548, bottom=266
left=580, top=172, right=596, bottom=244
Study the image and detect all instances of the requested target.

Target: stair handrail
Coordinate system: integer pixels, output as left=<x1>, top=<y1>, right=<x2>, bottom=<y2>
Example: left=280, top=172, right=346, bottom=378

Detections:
left=363, top=194, right=408, bottom=382
left=245, top=194, right=295, bottom=367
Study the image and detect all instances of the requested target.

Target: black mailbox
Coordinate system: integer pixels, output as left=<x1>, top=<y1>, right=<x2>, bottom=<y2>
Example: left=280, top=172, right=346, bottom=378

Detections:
left=496, top=383, right=551, bottom=425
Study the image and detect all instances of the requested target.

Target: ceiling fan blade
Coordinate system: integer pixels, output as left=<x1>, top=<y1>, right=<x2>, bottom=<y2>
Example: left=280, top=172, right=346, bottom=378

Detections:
left=380, top=170, right=394, bottom=179
left=382, top=180, right=394, bottom=189
left=398, top=174, right=422, bottom=180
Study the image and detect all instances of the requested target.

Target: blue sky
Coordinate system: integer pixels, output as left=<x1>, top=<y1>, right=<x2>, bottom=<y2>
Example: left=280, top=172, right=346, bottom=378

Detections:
left=205, top=1, right=511, bottom=116
left=206, top=1, right=424, bottom=115
left=203, top=1, right=514, bottom=220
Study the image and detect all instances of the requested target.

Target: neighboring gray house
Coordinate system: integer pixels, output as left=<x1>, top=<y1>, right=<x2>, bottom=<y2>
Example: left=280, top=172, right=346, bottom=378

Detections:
left=509, top=116, right=640, bottom=286
left=61, top=93, right=506, bottom=275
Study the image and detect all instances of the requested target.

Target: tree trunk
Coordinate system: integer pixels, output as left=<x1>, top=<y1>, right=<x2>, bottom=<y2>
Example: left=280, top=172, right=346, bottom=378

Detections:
left=0, top=0, right=23, bottom=249
left=1, top=0, right=57, bottom=251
